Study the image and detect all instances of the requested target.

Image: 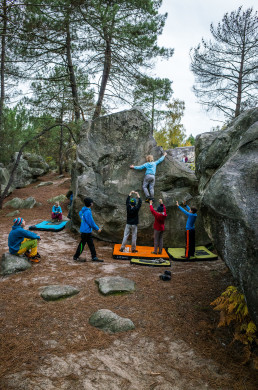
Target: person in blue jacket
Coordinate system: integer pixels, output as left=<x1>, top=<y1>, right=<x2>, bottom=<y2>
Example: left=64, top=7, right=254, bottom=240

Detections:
left=73, top=197, right=103, bottom=262
left=51, top=201, right=62, bottom=221
left=176, top=200, right=197, bottom=259
left=8, top=217, right=41, bottom=262
left=130, top=152, right=167, bottom=202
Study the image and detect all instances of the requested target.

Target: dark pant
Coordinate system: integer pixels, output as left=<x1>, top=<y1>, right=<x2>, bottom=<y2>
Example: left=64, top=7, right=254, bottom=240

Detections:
left=185, top=229, right=195, bottom=258
left=74, top=233, right=96, bottom=259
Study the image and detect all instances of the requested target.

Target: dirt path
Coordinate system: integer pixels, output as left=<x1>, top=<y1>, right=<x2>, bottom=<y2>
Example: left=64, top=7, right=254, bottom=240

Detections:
left=0, top=172, right=257, bottom=389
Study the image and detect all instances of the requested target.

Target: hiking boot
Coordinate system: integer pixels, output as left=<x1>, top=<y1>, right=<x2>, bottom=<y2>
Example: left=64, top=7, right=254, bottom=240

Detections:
left=132, top=249, right=138, bottom=253
left=164, top=270, right=171, bottom=276
left=159, top=274, right=171, bottom=281
left=34, top=253, right=41, bottom=259
left=73, top=256, right=86, bottom=262
left=151, top=251, right=157, bottom=254
left=119, top=248, right=124, bottom=252
left=92, top=257, right=104, bottom=262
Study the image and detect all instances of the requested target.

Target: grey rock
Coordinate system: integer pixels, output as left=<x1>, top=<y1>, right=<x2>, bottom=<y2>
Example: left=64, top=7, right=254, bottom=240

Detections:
left=3, top=196, right=37, bottom=209
left=7, top=152, right=49, bottom=189
left=36, top=181, right=54, bottom=187
left=167, top=146, right=195, bottom=163
left=195, top=107, right=258, bottom=326
left=6, top=210, right=20, bottom=217
left=40, top=285, right=80, bottom=301
left=0, top=166, right=15, bottom=195
left=1, top=253, right=31, bottom=276
left=70, top=109, right=209, bottom=247
left=47, top=194, right=67, bottom=204
left=96, top=276, right=135, bottom=295
left=89, top=309, right=135, bottom=333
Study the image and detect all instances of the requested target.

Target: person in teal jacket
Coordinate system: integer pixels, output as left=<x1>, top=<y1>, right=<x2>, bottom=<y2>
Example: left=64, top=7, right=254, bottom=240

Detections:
left=73, top=197, right=103, bottom=263
left=176, top=200, right=197, bottom=259
left=8, top=217, right=41, bottom=262
left=130, top=152, right=167, bottom=202
left=51, top=201, right=62, bottom=221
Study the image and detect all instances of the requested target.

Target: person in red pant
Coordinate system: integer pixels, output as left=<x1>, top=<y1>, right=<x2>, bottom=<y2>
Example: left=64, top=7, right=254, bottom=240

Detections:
left=149, top=199, right=167, bottom=254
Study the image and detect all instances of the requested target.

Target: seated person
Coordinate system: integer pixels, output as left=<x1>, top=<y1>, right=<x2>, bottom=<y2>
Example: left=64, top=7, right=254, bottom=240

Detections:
left=8, top=217, right=41, bottom=262
left=52, top=201, right=62, bottom=221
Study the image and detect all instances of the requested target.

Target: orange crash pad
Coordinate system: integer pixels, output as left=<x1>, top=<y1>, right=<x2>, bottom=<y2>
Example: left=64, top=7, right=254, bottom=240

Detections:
left=113, top=244, right=169, bottom=260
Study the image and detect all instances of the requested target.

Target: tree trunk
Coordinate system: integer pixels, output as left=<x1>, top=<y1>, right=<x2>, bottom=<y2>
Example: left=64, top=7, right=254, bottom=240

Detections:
left=58, top=110, right=64, bottom=174
left=92, top=39, right=111, bottom=120
left=66, top=25, right=80, bottom=122
left=235, top=22, right=247, bottom=118
left=0, top=0, right=7, bottom=139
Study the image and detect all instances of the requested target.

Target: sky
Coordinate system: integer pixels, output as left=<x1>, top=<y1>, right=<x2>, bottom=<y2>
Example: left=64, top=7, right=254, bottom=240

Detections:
left=155, top=0, right=256, bottom=137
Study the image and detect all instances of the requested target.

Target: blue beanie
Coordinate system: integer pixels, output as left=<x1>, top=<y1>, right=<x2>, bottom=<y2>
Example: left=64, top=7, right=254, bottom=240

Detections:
left=13, top=217, right=23, bottom=226
left=130, top=198, right=136, bottom=206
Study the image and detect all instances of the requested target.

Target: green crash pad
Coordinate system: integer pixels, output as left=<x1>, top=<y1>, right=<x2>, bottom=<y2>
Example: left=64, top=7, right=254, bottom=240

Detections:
left=130, top=258, right=171, bottom=267
left=167, top=246, right=218, bottom=261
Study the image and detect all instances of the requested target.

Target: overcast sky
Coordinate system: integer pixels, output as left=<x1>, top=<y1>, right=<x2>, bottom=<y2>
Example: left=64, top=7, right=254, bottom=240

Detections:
left=155, top=0, right=256, bottom=137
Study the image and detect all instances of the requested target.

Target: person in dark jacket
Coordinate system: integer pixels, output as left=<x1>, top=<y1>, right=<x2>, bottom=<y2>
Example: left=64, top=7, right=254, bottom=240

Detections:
left=73, top=197, right=103, bottom=262
left=149, top=199, right=167, bottom=254
left=176, top=200, right=197, bottom=259
left=8, top=217, right=41, bottom=262
left=119, top=191, right=142, bottom=253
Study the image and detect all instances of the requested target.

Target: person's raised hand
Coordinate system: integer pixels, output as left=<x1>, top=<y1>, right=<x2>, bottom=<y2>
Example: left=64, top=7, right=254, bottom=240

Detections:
left=176, top=201, right=179, bottom=207
left=149, top=200, right=153, bottom=205
left=130, top=165, right=134, bottom=169
left=159, top=199, right=163, bottom=204
left=164, top=152, right=167, bottom=157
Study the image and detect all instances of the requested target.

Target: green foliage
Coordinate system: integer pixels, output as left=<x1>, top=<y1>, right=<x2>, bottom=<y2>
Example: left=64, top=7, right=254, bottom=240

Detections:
left=211, top=286, right=258, bottom=365
left=154, top=99, right=186, bottom=148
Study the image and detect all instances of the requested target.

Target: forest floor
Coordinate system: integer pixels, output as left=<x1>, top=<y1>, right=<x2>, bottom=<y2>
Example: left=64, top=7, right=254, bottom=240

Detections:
left=0, top=172, right=257, bottom=390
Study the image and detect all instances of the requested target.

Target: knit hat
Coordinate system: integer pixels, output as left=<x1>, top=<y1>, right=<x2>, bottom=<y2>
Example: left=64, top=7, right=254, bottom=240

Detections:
left=84, top=197, right=93, bottom=207
left=157, top=204, right=164, bottom=212
left=13, top=217, right=23, bottom=226
left=130, top=198, right=136, bottom=206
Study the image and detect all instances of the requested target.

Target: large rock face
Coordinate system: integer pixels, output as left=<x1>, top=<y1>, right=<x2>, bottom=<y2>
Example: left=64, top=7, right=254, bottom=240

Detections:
left=195, top=108, right=258, bottom=325
left=70, top=109, right=209, bottom=247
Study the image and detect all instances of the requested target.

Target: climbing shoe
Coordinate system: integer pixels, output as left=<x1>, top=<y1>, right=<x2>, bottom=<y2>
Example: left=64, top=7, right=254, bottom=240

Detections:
left=29, top=256, right=40, bottom=263
left=92, top=257, right=104, bottom=262
left=159, top=274, right=171, bottom=281
left=132, top=249, right=138, bottom=253
left=151, top=251, right=157, bottom=254
left=145, top=198, right=150, bottom=203
left=119, top=248, right=124, bottom=252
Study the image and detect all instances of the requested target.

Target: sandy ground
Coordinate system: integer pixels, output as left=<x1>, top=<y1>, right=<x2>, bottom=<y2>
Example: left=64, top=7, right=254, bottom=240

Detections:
left=0, top=172, right=257, bottom=390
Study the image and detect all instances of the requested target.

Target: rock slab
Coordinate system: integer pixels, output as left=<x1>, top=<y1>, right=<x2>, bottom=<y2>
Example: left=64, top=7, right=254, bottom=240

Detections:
left=195, top=107, right=258, bottom=326
left=89, top=309, right=135, bottom=333
left=40, top=285, right=80, bottom=301
left=1, top=253, right=32, bottom=276
left=96, top=276, right=135, bottom=295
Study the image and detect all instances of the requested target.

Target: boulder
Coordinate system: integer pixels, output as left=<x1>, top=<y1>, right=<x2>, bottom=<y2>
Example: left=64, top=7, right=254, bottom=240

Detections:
left=6, top=210, right=20, bottom=217
left=40, top=285, right=80, bottom=301
left=0, top=165, right=15, bottom=196
left=8, top=152, right=49, bottom=188
left=36, top=181, right=53, bottom=188
left=195, top=107, right=258, bottom=325
left=96, top=276, right=135, bottom=295
left=47, top=195, right=67, bottom=204
left=167, top=146, right=195, bottom=163
left=70, top=109, right=209, bottom=247
left=89, top=309, right=135, bottom=333
left=1, top=253, right=31, bottom=276
left=3, top=196, right=38, bottom=209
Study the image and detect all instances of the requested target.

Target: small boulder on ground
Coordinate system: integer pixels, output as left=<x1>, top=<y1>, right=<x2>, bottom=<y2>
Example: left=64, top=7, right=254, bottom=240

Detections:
left=6, top=210, right=20, bottom=217
left=36, top=181, right=54, bottom=188
left=47, top=195, right=67, bottom=204
left=96, top=276, right=135, bottom=295
left=1, top=253, right=32, bottom=276
left=89, top=309, right=135, bottom=333
left=3, top=197, right=38, bottom=209
left=40, top=285, right=80, bottom=301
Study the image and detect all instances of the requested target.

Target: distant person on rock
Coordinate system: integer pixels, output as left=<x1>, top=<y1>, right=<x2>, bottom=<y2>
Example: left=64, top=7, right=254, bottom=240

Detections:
left=176, top=200, right=197, bottom=259
left=73, top=197, right=103, bottom=263
left=8, top=217, right=41, bottom=262
left=130, top=152, right=167, bottom=203
left=119, top=191, right=142, bottom=253
left=51, top=201, right=62, bottom=221
left=149, top=199, right=167, bottom=254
